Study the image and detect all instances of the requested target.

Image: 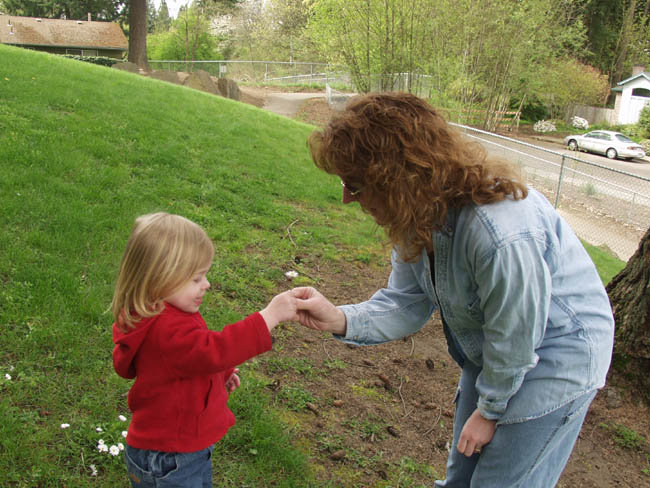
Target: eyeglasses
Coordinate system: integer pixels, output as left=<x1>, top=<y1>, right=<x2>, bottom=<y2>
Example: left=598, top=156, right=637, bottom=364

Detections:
left=341, top=180, right=364, bottom=196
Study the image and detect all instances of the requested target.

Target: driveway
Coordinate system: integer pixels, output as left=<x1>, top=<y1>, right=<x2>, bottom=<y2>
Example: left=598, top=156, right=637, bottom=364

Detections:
left=263, top=92, right=326, bottom=118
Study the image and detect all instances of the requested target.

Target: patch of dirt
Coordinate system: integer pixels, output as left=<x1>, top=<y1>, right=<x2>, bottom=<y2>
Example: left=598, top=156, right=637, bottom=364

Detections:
left=238, top=87, right=650, bottom=486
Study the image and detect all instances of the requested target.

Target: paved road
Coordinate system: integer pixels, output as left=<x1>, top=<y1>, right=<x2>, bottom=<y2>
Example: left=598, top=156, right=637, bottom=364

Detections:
left=520, top=136, right=650, bottom=179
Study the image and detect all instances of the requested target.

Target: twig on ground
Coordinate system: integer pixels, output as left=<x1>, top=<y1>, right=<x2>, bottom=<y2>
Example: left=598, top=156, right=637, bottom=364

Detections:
left=422, top=405, right=443, bottom=436
left=292, top=266, right=319, bottom=282
left=382, top=397, right=397, bottom=423
left=285, top=219, right=299, bottom=248
left=398, top=377, right=414, bottom=419
left=322, top=337, right=333, bottom=362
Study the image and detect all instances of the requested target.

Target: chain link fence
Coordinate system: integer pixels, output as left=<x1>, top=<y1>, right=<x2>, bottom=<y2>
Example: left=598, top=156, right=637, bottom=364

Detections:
left=148, top=60, right=349, bottom=86
left=452, top=124, right=650, bottom=262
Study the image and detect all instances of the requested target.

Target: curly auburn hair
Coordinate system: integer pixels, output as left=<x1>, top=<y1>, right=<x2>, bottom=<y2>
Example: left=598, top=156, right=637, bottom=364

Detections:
left=308, top=92, right=528, bottom=262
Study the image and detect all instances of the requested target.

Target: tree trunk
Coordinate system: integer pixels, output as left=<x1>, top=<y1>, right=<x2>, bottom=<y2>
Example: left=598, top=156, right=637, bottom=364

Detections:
left=606, top=226, right=650, bottom=403
left=128, top=0, right=150, bottom=71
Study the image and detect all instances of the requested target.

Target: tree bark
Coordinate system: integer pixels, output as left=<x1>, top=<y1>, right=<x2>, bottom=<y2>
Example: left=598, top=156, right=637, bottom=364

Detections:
left=606, top=226, right=650, bottom=403
left=128, top=0, right=150, bottom=71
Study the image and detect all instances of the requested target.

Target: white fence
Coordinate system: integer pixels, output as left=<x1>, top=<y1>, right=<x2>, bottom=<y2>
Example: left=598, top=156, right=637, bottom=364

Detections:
left=565, top=104, right=617, bottom=126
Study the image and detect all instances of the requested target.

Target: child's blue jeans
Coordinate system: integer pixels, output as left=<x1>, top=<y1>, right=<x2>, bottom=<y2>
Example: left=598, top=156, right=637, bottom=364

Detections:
left=435, top=361, right=597, bottom=488
left=124, top=444, right=214, bottom=488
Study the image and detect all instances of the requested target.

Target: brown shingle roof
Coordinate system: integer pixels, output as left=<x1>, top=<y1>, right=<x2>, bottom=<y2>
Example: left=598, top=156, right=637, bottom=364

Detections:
left=0, top=15, right=127, bottom=51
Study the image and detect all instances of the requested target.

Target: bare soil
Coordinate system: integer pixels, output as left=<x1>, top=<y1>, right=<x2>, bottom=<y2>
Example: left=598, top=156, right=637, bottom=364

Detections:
left=238, top=88, right=650, bottom=487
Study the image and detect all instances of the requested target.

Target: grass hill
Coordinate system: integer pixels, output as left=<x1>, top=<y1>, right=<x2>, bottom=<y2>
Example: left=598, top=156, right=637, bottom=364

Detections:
left=0, top=44, right=379, bottom=486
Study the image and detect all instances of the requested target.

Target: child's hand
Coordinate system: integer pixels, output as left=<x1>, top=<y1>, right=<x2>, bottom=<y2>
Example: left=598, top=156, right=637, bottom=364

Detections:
left=260, top=290, right=299, bottom=331
left=225, top=368, right=240, bottom=394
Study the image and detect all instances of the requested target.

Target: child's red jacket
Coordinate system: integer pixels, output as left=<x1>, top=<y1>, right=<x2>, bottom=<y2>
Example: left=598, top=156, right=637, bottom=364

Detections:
left=112, top=303, right=272, bottom=452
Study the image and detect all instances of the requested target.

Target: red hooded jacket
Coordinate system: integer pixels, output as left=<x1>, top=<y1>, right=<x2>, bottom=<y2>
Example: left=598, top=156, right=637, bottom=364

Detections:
left=112, top=303, right=272, bottom=452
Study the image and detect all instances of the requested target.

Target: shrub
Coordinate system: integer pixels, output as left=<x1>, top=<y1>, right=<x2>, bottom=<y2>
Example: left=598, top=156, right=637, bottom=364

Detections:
left=638, top=105, right=650, bottom=138
left=61, top=55, right=120, bottom=67
left=571, top=116, right=589, bottom=130
left=533, top=120, right=557, bottom=133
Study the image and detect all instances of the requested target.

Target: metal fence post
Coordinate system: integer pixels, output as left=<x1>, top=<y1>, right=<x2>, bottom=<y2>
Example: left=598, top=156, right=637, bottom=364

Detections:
left=555, top=155, right=566, bottom=209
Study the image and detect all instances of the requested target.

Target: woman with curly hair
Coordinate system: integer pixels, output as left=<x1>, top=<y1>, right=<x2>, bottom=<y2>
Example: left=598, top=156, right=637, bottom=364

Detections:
left=294, top=92, right=614, bottom=487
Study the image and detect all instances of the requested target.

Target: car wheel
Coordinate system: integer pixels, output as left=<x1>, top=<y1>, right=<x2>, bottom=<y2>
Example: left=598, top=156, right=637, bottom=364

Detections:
left=567, top=140, right=578, bottom=151
left=606, top=148, right=618, bottom=160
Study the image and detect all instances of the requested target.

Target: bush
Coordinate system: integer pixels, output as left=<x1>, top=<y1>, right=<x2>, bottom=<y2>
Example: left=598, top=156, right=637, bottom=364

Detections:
left=571, top=116, right=589, bottom=130
left=533, top=120, right=557, bottom=133
left=61, top=55, right=120, bottom=67
left=638, top=105, right=650, bottom=138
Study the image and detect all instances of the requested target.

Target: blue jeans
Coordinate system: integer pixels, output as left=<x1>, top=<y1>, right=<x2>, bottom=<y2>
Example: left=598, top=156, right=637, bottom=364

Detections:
left=435, top=362, right=597, bottom=488
left=124, top=444, right=214, bottom=488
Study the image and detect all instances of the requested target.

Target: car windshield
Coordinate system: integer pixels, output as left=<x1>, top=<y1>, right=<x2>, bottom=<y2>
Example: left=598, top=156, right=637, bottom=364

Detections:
left=615, top=134, right=634, bottom=143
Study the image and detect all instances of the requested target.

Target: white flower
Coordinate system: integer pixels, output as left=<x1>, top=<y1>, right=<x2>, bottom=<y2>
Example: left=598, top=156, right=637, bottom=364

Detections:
left=97, top=439, right=105, bottom=445
left=9, top=365, right=14, bottom=371
left=97, top=443, right=108, bottom=452
left=571, top=116, right=589, bottom=130
left=109, top=445, right=120, bottom=456
left=89, top=464, right=98, bottom=476
left=533, top=120, right=556, bottom=133
left=118, top=415, right=127, bottom=422
left=96, top=427, right=103, bottom=432
left=122, top=430, right=128, bottom=438
left=118, top=442, right=125, bottom=451
left=5, top=374, right=11, bottom=381
left=284, top=270, right=299, bottom=279
left=60, top=423, right=70, bottom=429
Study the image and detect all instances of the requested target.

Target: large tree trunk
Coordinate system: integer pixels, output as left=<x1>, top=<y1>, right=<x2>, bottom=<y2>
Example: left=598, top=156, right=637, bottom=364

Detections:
left=606, top=226, right=650, bottom=403
left=128, top=0, right=150, bottom=71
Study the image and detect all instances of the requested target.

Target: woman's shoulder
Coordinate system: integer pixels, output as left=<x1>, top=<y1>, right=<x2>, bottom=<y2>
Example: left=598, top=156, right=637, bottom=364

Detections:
left=457, top=188, right=555, bottom=248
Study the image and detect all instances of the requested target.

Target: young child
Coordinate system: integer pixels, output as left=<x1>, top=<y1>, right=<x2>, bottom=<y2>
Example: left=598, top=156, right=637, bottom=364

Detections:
left=111, top=212, right=298, bottom=487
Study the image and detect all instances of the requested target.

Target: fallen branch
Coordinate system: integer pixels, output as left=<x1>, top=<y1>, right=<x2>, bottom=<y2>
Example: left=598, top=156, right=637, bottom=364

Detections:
left=285, top=219, right=299, bottom=248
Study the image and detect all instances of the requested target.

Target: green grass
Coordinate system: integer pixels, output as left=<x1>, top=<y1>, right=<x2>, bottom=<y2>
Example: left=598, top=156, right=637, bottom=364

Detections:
left=581, top=241, right=626, bottom=285
left=0, top=44, right=380, bottom=487
left=0, top=44, right=630, bottom=486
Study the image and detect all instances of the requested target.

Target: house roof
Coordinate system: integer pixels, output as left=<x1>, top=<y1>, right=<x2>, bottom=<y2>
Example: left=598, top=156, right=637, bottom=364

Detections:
left=0, top=15, right=127, bottom=51
left=616, top=72, right=650, bottom=87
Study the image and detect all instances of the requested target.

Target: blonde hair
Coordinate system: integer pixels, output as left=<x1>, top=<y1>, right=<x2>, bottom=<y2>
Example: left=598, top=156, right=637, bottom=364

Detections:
left=309, top=92, right=527, bottom=261
left=111, top=212, right=214, bottom=330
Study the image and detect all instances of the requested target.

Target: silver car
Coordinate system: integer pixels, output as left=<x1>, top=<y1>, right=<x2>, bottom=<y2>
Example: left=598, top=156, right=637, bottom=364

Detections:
left=563, top=130, right=646, bottom=161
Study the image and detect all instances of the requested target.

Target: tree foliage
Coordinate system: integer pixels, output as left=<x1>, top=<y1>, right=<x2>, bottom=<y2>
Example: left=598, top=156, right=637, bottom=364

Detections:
left=148, top=2, right=221, bottom=63
left=307, top=0, right=598, bottom=127
left=0, top=0, right=125, bottom=21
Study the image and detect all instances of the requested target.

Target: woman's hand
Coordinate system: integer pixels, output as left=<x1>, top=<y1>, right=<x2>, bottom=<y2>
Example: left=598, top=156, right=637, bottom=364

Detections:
left=457, top=409, right=496, bottom=457
left=292, top=287, right=347, bottom=336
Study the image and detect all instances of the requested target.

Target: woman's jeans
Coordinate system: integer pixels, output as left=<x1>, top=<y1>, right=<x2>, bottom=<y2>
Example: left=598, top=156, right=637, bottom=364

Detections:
left=124, top=444, right=214, bottom=488
left=435, top=362, right=596, bottom=488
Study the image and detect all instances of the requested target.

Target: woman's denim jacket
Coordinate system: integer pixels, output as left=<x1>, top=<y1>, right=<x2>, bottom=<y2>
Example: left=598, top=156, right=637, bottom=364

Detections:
left=339, top=188, right=614, bottom=424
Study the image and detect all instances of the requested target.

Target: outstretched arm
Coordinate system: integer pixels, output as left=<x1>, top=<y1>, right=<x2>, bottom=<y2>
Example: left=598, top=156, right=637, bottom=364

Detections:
left=292, top=287, right=347, bottom=336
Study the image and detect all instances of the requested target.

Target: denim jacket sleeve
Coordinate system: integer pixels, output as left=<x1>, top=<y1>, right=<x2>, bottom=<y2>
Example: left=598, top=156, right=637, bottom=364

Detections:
left=337, top=249, right=436, bottom=345
left=473, top=235, right=552, bottom=420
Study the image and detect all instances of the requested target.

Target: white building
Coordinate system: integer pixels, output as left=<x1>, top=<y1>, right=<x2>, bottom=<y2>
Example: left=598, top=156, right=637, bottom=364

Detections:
left=612, top=65, right=650, bottom=125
